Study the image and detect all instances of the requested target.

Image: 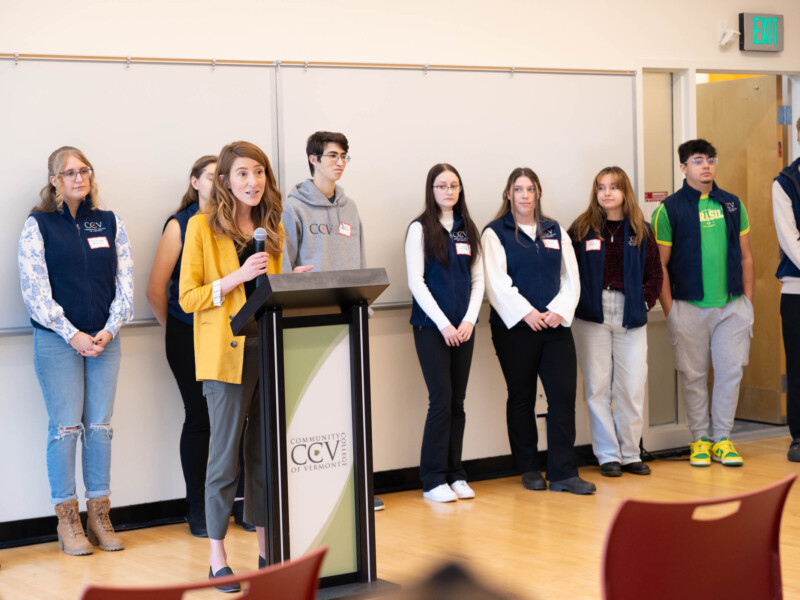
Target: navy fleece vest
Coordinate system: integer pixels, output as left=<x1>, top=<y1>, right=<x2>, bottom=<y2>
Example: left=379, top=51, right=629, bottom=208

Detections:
left=166, top=202, right=199, bottom=325
left=775, top=157, right=800, bottom=281
left=574, top=218, right=648, bottom=329
left=662, top=180, right=743, bottom=301
left=485, top=213, right=562, bottom=328
left=30, top=199, right=118, bottom=334
left=410, top=214, right=474, bottom=328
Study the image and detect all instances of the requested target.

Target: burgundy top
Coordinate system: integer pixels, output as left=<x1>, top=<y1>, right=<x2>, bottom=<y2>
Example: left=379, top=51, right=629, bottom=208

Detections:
left=601, top=220, right=663, bottom=309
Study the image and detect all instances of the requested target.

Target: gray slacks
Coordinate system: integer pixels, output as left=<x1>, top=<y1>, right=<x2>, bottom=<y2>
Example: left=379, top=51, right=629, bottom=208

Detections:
left=202, top=338, right=266, bottom=540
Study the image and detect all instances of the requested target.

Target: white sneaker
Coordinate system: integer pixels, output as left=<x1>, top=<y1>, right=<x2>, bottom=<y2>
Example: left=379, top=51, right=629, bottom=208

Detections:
left=423, top=483, right=457, bottom=503
left=450, top=480, right=475, bottom=499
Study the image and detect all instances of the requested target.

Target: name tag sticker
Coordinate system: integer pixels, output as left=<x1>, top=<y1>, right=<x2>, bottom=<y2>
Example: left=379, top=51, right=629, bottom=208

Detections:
left=585, top=239, right=602, bottom=251
left=455, top=242, right=471, bottom=256
left=87, top=236, right=110, bottom=249
left=542, top=239, right=560, bottom=250
left=338, top=222, right=352, bottom=237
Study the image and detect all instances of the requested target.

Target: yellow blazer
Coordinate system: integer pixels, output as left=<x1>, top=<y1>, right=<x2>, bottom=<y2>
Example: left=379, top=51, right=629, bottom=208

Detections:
left=179, top=214, right=282, bottom=384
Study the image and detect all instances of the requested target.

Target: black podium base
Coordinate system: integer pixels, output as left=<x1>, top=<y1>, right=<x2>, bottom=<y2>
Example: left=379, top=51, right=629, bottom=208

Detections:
left=317, top=578, right=399, bottom=599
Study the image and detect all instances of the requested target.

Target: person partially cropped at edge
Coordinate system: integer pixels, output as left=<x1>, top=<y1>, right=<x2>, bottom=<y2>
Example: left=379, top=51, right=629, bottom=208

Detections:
left=146, top=155, right=217, bottom=537
left=405, top=163, right=484, bottom=503
left=569, top=167, right=662, bottom=478
left=653, top=139, right=754, bottom=467
left=482, top=167, right=595, bottom=495
left=773, top=117, right=800, bottom=462
left=280, top=130, right=385, bottom=511
left=179, top=141, right=310, bottom=593
left=18, top=146, right=133, bottom=556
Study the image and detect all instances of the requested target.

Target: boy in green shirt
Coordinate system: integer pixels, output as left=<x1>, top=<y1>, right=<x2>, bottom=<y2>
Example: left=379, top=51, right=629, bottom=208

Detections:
left=654, top=139, right=754, bottom=467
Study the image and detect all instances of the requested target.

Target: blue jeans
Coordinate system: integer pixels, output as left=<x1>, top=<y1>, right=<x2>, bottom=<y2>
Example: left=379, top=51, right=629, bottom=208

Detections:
left=33, top=328, right=122, bottom=504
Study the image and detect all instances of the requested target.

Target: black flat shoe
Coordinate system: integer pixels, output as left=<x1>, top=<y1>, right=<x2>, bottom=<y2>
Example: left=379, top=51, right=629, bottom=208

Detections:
left=521, top=471, right=547, bottom=491
left=187, top=502, right=207, bottom=538
left=549, top=476, right=597, bottom=495
left=621, top=461, right=651, bottom=475
left=258, top=555, right=267, bottom=569
left=232, top=499, right=256, bottom=532
left=600, top=461, right=622, bottom=477
left=209, top=566, right=242, bottom=593
left=788, top=439, right=800, bottom=462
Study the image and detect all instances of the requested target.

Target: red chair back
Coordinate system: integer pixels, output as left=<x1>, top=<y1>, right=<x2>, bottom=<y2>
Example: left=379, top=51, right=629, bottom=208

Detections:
left=602, top=475, right=795, bottom=600
left=80, top=546, right=327, bottom=600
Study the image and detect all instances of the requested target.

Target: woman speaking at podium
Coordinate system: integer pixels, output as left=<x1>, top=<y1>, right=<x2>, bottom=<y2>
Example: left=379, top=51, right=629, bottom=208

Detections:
left=179, top=141, right=302, bottom=591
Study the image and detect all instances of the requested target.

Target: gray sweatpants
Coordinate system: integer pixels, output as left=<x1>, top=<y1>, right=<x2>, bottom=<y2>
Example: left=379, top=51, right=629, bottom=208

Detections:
left=203, top=338, right=266, bottom=540
left=666, top=297, right=753, bottom=441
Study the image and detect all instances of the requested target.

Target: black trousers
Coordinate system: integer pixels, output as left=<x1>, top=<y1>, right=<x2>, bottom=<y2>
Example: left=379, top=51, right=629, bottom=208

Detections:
left=782, top=295, right=800, bottom=440
left=413, top=326, right=474, bottom=491
left=165, top=315, right=210, bottom=505
left=490, top=323, right=578, bottom=482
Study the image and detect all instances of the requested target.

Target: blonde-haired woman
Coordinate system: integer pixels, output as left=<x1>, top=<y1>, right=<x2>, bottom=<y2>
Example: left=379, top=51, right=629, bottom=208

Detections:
left=18, top=146, right=134, bottom=555
left=180, top=141, right=310, bottom=591
left=568, top=166, right=662, bottom=477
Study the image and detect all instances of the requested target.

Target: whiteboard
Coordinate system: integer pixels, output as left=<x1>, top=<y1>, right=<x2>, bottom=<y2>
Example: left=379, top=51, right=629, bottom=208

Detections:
left=1, top=60, right=635, bottom=328
left=278, top=67, right=636, bottom=304
left=0, top=60, right=276, bottom=329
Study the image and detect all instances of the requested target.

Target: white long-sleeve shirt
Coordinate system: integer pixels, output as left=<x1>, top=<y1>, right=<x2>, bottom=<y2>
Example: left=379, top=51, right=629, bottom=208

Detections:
left=772, top=176, right=800, bottom=295
left=405, top=210, right=484, bottom=330
left=481, top=222, right=580, bottom=329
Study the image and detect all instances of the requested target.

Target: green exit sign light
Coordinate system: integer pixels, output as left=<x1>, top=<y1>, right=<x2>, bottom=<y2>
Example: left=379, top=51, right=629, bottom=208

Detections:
left=739, top=13, right=784, bottom=52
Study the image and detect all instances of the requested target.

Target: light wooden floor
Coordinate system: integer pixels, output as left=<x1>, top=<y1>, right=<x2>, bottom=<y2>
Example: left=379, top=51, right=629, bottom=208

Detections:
left=3, top=436, right=800, bottom=600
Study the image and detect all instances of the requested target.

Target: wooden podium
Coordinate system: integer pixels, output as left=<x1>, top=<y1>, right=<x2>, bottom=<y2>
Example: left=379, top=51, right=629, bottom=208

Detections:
left=231, top=268, right=394, bottom=596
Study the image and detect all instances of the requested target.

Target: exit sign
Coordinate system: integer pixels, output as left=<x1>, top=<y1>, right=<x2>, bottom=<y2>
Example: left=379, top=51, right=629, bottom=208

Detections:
left=739, top=13, right=784, bottom=52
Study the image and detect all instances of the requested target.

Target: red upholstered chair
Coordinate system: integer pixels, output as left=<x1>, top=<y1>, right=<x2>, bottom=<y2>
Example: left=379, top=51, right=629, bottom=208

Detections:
left=602, top=474, right=795, bottom=600
left=80, top=546, right=327, bottom=600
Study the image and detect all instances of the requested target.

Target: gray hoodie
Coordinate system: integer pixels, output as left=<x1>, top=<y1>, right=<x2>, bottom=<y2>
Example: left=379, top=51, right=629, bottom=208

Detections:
left=281, top=179, right=366, bottom=272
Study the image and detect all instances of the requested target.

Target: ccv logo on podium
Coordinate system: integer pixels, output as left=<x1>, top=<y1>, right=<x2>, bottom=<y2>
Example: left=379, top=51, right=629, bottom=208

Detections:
left=289, top=432, right=350, bottom=472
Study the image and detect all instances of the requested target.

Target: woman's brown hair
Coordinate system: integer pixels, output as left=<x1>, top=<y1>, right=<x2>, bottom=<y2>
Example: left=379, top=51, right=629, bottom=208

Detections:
left=174, top=155, right=217, bottom=215
left=568, top=166, right=647, bottom=248
left=494, top=167, right=548, bottom=245
left=411, top=163, right=481, bottom=266
left=206, top=141, right=282, bottom=255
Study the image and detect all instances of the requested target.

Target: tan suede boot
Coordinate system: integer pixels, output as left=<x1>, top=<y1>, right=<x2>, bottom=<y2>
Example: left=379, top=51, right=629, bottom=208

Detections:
left=86, top=497, right=124, bottom=551
left=54, top=500, right=93, bottom=556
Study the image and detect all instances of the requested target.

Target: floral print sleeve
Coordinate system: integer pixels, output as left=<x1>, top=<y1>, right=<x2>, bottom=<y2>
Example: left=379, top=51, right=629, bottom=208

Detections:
left=102, top=214, right=134, bottom=337
left=18, top=216, right=79, bottom=342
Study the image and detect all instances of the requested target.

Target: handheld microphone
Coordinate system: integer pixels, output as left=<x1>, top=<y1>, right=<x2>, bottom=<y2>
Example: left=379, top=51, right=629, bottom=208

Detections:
left=253, top=228, right=267, bottom=288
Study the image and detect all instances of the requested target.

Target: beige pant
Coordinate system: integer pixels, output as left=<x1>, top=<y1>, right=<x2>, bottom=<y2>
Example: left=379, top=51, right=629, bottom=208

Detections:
left=202, top=338, right=266, bottom=540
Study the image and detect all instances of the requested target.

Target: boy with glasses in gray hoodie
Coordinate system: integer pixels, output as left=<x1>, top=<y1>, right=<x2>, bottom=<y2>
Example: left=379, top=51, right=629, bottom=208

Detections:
left=281, top=131, right=384, bottom=511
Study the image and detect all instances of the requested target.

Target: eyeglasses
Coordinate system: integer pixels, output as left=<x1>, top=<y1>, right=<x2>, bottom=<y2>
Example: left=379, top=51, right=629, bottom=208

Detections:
left=318, top=153, right=351, bottom=163
left=433, top=184, right=461, bottom=192
left=685, top=157, right=719, bottom=167
left=60, top=168, right=93, bottom=180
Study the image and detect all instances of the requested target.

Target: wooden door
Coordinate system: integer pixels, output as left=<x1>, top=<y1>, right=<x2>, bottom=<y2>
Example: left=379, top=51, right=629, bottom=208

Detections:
left=697, top=75, right=785, bottom=424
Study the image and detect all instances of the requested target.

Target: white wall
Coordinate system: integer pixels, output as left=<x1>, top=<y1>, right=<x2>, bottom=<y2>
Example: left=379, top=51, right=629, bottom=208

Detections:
left=2, top=0, right=800, bottom=521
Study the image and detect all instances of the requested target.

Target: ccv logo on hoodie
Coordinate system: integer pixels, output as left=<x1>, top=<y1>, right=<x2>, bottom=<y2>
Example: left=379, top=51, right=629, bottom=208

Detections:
left=309, top=223, right=335, bottom=234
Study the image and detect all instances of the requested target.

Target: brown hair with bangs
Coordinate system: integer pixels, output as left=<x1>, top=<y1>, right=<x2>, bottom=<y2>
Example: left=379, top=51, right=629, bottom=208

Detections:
left=568, top=166, right=647, bottom=248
